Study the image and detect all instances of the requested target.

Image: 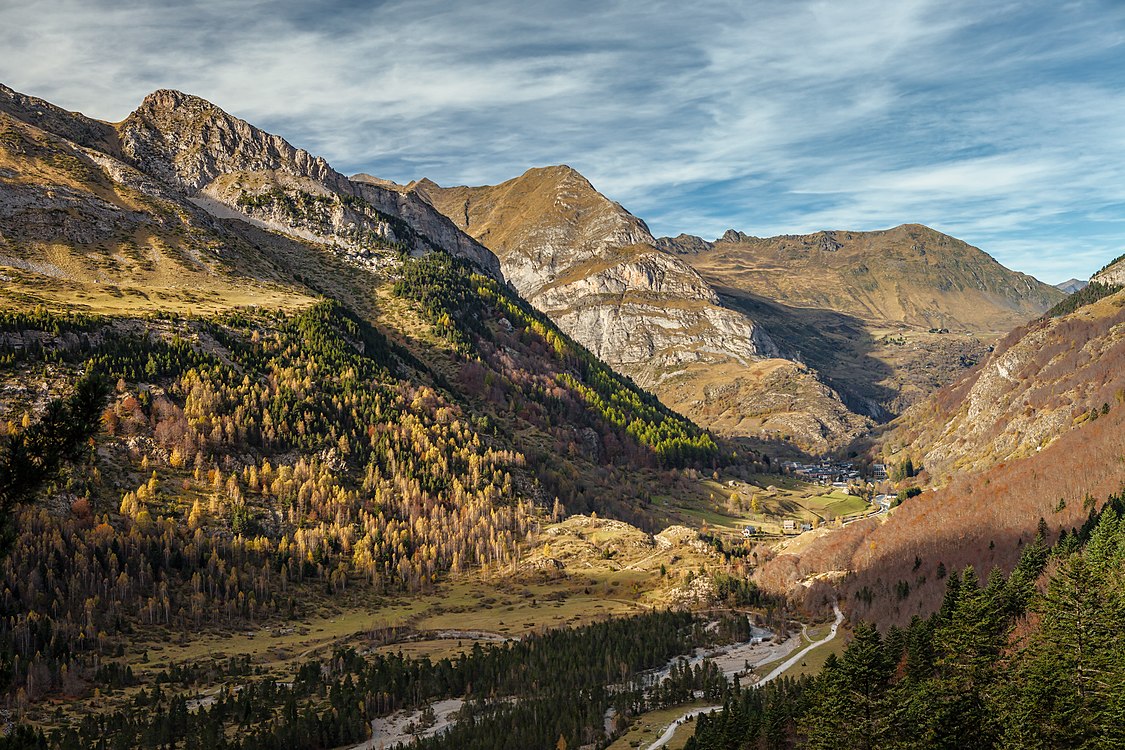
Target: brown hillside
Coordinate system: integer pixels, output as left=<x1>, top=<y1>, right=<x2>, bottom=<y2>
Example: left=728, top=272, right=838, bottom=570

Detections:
left=407, top=165, right=653, bottom=297
left=756, top=288, right=1125, bottom=624
left=675, top=224, right=1064, bottom=333
left=888, top=288, right=1125, bottom=478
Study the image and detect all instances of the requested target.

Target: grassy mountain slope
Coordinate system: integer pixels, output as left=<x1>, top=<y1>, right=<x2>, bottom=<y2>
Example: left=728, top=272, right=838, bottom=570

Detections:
left=0, top=96, right=316, bottom=315
left=754, top=288, right=1125, bottom=624
left=672, top=224, right=1064, bottom=333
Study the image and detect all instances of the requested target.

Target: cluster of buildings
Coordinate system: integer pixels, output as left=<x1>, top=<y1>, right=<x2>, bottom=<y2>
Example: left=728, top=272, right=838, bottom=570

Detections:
left=782, top=460, right=863, bottom=487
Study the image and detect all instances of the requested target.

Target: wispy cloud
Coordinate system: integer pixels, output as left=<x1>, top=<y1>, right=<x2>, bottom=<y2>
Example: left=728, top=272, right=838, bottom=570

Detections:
left=1, top=0, right=1122, bottom=282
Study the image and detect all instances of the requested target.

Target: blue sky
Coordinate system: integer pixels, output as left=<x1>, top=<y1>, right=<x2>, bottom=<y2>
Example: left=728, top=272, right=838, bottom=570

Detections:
left=2, top=0, right=1123, bottom=283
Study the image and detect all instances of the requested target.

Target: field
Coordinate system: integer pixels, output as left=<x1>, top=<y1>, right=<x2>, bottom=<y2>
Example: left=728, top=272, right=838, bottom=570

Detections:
left=670, top=474, right=872, bottom=538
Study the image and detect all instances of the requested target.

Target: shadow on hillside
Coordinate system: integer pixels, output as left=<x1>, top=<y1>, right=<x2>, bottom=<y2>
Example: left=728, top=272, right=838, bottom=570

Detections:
left=715, top=287, right=897, bottom=422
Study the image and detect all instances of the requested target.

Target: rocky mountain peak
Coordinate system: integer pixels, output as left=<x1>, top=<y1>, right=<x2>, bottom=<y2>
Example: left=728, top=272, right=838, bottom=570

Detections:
left=655, top=233, right=713, bottom=255
left=120, top=89, right=345, bottom=193
left=407, top=164, right=654, bottom=296
left=1055, top=278, right=1089, bottom=294
left=136, top=88, right=215, bottom=116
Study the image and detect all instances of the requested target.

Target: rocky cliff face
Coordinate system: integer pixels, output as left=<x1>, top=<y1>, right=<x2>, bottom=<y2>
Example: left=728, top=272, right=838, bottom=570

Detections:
left=120, top=90, right=346, bottom=193
left=409, top=167, right=886, bottom=451
left=1093, top=255, right=1125, bottom=286
left=116, top=89, right=501, bottom=277
left=533, top=246, right=779, bottom=379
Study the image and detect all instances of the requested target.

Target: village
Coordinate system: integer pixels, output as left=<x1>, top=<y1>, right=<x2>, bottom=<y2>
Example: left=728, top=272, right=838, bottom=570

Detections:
left=724, top=459, right=896, bottom=541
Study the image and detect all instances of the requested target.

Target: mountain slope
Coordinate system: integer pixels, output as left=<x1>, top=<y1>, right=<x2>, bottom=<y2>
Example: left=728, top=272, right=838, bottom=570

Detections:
left=0, top=83, right=723, bottom=516
left=755, top=286, right=1125, bottom=623
left=886, top=286, right=1125, bottom=479
left=400, top=167, right=779, bottom=374
left=662, top=226, right=1065, bottom=423
left=664, top=224, right=1064, bottom=333
left=407, top=167, right=872, bottom=453
left=120, top=89, right=501, bottom=277
left=0, top=85, right=764, bottom=739
left=0, top=82, right=500, bottom=321
left=412, top=167, right=1062, bottom=452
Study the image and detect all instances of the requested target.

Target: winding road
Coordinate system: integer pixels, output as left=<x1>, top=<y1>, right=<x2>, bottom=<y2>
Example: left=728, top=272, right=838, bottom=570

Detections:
left=643, top=602, right=844, bottom=750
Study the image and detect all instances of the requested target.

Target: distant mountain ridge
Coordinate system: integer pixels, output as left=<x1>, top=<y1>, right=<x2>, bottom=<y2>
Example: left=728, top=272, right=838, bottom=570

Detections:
left=661, top=224, right=1062, bottom=333
left=1056, top=278, right=1088, bottom=294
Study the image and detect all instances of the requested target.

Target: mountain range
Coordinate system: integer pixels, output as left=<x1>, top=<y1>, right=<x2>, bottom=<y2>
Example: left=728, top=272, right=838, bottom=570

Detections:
left=1, top=79, right=1071, bottom=456
left=2, top=81, right=1124, bottom=750
left=405, top=166, right=1063, bottom=452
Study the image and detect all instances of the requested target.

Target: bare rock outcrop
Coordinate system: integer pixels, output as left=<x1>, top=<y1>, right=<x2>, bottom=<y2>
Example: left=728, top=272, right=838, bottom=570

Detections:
left=1093, top=255, right=1125, bottom=286
left=117, top=89, right=501, bottom=277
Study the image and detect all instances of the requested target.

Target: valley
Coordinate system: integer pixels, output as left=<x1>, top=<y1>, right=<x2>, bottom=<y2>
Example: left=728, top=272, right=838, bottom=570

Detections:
left=0, top=78, right=1122, bottom=750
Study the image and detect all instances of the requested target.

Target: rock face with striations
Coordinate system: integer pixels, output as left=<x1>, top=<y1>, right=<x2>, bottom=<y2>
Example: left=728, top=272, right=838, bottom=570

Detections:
left=403, top=167, right=891, bottom=451
left=118, top=89, right=501, bottom=277
left=410, top=166, right=780, bottom=382
left=1093, top=255, right=1125, bottom=286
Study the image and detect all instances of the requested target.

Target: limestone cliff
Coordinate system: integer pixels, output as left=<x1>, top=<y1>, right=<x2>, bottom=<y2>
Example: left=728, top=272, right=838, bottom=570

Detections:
left=408, top=166, right=881, bottom=452
left=1093, top=254, right=1125, bottom=286
left=118, top=89, right=501, bottom=277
